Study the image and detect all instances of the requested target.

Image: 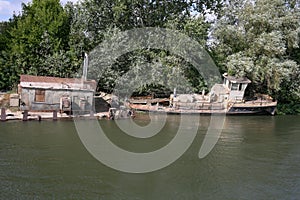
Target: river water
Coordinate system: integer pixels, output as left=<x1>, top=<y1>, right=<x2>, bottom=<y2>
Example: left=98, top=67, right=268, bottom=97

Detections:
left=0, top=115, right=299, bottom=199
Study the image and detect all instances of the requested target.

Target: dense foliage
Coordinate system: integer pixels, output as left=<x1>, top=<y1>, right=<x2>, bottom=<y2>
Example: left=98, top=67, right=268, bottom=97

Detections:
left=211, top=0, right=300, bottom=113
left=0, top=0, right=299, bottom=113
left=0, top=0, right=81, bottom=90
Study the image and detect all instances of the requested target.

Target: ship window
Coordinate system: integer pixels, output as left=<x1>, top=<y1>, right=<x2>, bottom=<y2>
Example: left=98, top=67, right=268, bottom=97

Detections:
left=35, top=89, right=45, bottom=102
left=226, top=80, right=230, bottom=88
left=239, top=84, right=243, bottom=91
left=231, top=83, right=239, bottom=91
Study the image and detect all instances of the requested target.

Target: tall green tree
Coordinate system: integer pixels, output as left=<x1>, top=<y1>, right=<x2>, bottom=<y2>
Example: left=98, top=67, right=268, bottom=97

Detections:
left=70, top=0, right=213, bottom=94
left=9, top=0, right=73, bottom=77
left=0, top=15, right=20, bottom=90
left=70, top=0, right=195, bottom=50
left=211, top=0, right=300, bottom=106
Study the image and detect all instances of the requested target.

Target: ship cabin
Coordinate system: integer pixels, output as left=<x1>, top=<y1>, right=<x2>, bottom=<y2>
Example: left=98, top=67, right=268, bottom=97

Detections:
left=223, top=74, right=251, bottom=102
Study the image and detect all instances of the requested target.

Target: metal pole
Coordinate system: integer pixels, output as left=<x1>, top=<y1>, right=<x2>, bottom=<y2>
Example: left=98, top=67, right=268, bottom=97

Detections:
left=53, top=110, right=57, bottom=121
left=23, top=110, right=28, bottom=121
left=1, top=108, right=6, bottom=121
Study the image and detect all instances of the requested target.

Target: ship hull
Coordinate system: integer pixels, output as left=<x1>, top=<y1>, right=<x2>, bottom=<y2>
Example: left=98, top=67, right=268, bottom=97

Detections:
left=227, top=105, right=277, bottom=115
left=129, top=102, right=277, bottom=116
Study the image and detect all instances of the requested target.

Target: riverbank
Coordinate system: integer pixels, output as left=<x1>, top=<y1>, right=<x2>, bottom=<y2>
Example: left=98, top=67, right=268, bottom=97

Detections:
left=0, top=108, right=109, bottom=121
left=277, top=102, right=300, bottom=115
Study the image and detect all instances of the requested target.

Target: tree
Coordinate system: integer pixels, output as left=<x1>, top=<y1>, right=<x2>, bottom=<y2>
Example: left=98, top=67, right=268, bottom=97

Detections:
left=69, top=0, right=195, bottom=51
left=0, top=15, right=20, bottom=90
left=70, top=0, right=213, bottom=94
left=9, top=0, right=74, bottom=77
left=211, top=0, right=300, bottom=106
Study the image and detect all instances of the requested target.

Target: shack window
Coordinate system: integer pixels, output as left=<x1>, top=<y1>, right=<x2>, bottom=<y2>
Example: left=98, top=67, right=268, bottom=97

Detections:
left=35, top=89, right=45, bottom=102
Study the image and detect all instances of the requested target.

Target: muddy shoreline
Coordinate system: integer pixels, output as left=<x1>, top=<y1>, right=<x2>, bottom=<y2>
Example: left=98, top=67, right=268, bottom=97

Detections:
left=0, top=108, right=109, bottom=122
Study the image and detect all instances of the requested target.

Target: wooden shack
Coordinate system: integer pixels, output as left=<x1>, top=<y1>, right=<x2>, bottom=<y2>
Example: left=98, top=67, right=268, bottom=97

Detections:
left=18, top=75, right=97, bottom=113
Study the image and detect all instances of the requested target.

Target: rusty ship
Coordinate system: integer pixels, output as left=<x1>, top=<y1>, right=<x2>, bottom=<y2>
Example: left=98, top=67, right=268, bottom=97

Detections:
left=129, top=74, right=277, bottom=115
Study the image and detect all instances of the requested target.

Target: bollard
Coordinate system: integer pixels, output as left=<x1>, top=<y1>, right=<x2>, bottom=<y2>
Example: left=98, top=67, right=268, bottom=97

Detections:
left=53, top=110, right=57, bottom=121
left=1, top=108, right=6, bottom=121
left=23, top=110, right=28, bottom=121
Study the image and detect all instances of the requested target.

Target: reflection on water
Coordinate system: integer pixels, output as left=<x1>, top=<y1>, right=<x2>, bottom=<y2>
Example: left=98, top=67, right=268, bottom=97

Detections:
left=0, top=115, right=300, bottom=199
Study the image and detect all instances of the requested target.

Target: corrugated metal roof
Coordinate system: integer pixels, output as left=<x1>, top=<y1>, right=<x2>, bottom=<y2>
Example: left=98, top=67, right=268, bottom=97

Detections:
left=20, top=75, right=97, bottom=89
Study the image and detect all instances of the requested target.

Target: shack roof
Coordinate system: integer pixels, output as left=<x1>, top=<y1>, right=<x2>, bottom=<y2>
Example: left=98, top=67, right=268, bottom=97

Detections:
left=20, top=75, right=97, bottom=91
left=223, top=74, right=251, bottom=84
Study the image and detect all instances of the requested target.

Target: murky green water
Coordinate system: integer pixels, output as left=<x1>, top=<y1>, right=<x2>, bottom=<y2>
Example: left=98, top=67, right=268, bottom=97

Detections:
left=0, top=115, right=300, bottom=199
